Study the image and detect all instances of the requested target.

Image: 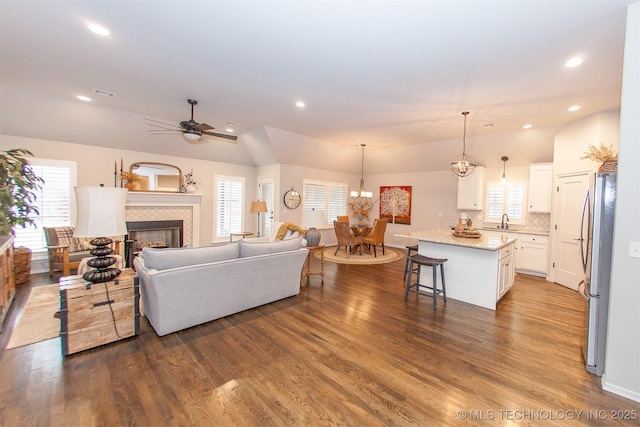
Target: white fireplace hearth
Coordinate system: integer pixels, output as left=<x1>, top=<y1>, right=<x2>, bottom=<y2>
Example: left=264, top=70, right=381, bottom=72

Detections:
left=125, top=192, right=202, bottom=247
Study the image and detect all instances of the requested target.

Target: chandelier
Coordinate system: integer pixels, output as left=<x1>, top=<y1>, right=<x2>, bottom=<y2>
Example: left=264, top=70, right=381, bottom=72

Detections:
left=451, top=111, right=477, bottom=177
left=351, top=144, right=373, bottom=198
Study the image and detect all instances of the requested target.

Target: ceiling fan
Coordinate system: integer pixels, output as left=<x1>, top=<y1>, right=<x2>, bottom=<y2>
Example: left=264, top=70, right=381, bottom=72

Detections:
left=145, top=99, right=238, bottom=144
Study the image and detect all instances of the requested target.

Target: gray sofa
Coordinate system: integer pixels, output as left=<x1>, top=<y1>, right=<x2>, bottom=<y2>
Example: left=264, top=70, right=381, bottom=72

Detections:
left=134, top=237, right=308, bottom=336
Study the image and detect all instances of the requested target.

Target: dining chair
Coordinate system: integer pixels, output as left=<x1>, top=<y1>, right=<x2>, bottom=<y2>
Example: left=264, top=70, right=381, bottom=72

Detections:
left=333, top=220, right=363, bottom=257
left=363, top=218, right=387, bottom=257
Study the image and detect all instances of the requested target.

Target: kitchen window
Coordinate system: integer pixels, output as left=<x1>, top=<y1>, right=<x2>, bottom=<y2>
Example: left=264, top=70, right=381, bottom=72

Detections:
left=303, top=179, right=348, bottom=226
left=485, top=181, right=527, bottom=225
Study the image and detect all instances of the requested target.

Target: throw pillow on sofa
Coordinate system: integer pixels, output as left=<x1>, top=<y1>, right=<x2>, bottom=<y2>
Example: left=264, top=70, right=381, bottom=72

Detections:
left=239, top=236, right=303, bottom=258
left=142, top=241, right=240, bottom=271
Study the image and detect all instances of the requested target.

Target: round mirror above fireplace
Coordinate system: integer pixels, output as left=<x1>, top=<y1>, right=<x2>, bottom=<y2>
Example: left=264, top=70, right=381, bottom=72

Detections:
left=130, top=162, right=182, bottom=192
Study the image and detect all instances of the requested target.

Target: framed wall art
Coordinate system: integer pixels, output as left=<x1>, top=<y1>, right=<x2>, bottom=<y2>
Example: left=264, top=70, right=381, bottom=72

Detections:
left=379, top=185, right=411, bottom=225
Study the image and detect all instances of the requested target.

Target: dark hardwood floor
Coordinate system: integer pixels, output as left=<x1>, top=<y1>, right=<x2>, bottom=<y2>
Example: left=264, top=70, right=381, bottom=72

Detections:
left=1, top=255, right=638, bottom=426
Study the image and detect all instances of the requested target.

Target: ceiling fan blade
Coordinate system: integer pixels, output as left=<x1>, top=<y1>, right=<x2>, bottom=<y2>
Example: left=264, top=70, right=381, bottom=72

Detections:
left=144, top=117, right=181, bottom=129
left=201, top=130, right=238, bottom=142
left=148, top=129, right=182, bottom=133
left=194, top=122, right=214, bottom=131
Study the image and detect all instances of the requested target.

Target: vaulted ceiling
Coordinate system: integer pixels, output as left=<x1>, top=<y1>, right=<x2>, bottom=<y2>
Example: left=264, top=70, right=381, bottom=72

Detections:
left=0, top=1, right=635, bottom=173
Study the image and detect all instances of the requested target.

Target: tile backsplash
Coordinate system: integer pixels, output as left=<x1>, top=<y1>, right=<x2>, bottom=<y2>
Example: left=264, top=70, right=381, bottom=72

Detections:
left=466, top=211, right=551, bottom=234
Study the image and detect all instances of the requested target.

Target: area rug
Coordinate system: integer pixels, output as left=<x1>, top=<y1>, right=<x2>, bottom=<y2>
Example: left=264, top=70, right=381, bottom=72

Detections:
left=6, top=284, right=60, bottom=349
left=317, top=246, right=405, bottom=265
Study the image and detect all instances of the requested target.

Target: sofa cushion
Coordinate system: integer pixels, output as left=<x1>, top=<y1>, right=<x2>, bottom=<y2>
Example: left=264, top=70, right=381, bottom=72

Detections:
left=239, top=236, right=303, bottom=258
left=142, top=241, right=240, bottom=271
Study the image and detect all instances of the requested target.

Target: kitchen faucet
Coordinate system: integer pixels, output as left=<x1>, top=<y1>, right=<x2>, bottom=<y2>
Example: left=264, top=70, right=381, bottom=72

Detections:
left=501, top=213, right=509, bottom=229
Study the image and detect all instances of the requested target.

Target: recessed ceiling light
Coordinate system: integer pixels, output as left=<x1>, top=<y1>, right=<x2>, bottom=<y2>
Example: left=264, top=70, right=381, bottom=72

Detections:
left=523, top=124, right=532, bottom=129
left=87, top=23, right=110, bottom=36
left=225, top=128, right=234, bottom=133
left=295, top=101, right=305, bottom=108
left=568, top=105, right=581, bottom=111
left=76, top=95, right=91, bottom=102
left=565, top=57, right=583, bottom=68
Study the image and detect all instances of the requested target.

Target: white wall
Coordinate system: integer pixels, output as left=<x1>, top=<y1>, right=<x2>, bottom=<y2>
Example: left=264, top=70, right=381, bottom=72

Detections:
left=603, top=1, right=640, bottom=403
left=553, top=109, right=620, bottom=176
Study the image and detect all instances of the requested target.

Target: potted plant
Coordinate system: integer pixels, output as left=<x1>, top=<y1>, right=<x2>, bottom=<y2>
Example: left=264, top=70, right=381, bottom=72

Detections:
left=0, top=149, right=44, bottom=236
left=1, top=149, right=44, bottom=285
left=581, top=143, right=618, bottom=172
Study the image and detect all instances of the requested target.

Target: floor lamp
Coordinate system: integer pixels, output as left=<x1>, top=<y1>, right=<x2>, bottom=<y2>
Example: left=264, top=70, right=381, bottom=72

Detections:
left=250, top=200, right=267, bottom=237
left=74, top=186, right=128, bottom=284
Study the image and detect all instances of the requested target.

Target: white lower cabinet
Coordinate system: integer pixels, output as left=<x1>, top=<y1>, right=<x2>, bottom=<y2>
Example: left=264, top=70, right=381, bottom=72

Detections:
left=497, top=243, right=515, bottom=300
left=515, top=235, right=548, bottom=276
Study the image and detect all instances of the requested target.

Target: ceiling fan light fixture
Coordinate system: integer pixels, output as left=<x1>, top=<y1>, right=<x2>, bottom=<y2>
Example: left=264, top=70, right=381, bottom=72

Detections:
left=451, top=111, right=477, bottom=177
left=182, top=131, right=200, bottom=142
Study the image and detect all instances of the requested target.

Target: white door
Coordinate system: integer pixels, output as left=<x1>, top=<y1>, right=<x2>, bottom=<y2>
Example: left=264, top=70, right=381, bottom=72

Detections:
left=258, top=176, right=275, bottom=238
left=552, top=172, right=590, bottom=289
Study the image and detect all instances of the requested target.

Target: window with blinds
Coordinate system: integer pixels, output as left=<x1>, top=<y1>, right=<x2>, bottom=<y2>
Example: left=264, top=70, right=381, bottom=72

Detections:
left=302, top=179, right=348, bottom=226
left=12, top=159, right=77, bottom=253
left=485, top=181, right=527, bottom=225
left=215, top=175, right=245, bottom=238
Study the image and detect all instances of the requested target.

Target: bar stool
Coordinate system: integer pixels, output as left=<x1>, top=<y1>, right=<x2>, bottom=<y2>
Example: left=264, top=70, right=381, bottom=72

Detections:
left=404, top=254, right=447, bottom=310
left=403, top=244, right=419, bottom=282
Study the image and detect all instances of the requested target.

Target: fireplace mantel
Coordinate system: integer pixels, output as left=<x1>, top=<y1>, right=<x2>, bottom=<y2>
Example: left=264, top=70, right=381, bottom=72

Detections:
left=125, top=191, right=202, bottom=246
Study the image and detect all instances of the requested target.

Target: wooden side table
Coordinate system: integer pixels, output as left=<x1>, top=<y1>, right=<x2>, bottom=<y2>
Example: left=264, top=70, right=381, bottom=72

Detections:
left=58, top=269, right=140, bottom=356
left=301, top=244, right=325, bottom=286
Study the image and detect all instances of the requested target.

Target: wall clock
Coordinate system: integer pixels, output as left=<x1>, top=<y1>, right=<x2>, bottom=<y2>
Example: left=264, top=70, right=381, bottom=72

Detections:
left=283, top=188, right=301, bottom=209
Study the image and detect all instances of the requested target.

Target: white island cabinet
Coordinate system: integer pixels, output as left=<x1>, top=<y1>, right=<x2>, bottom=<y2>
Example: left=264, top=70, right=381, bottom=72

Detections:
left=395, top=229, right=517, bottom=310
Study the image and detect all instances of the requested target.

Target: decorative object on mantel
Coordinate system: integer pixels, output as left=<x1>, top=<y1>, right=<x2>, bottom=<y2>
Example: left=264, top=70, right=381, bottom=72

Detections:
left=74, top=186, right=128, bottom=284
left=119, top=171, right=141, bottom=191
left=451, top=111, right=477, bottom=177
left=501, top=156, right=509, bottom=184
left=249, top=200, right=268, bottom=237
left=302, top=209, right=325, bottom=246
left=379, top=185, right=412, bottom=224
left=183, top=169, right=200, bottom=193
left=580, top=143, right=618, bottom=172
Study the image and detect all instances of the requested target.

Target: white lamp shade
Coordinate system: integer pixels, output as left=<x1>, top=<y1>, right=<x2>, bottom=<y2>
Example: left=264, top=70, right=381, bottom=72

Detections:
left=74, top=187, right=128, bottom=238
left=302, top=209, right=325, bottom=229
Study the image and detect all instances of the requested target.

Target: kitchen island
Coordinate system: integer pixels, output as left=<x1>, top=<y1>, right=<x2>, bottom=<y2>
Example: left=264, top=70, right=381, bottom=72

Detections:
left=395, top=229, right=517, bottom=310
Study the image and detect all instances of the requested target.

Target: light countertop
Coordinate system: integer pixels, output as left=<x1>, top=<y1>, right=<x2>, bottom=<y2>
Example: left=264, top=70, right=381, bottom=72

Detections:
left=395, top=229, right=517, bottom=251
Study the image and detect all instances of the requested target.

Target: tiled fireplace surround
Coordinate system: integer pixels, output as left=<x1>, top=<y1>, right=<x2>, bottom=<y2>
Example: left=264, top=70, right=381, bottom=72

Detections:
left=125, top=192, right=203, bottom=247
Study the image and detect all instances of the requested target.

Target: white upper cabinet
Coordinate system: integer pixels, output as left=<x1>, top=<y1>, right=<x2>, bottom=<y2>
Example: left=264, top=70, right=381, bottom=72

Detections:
left=527, top=163, right=553, bottom=213
left=457, top=166, right=485, bottom=210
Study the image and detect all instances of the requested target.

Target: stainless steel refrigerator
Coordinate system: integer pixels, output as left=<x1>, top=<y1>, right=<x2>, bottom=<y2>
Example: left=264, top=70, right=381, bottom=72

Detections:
left=577, top=172, right=616, bottom=376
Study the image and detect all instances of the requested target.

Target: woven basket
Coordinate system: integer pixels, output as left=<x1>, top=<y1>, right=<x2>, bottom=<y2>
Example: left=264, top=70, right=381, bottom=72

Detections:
left=599, top=160, right=618, bottom=173
left=13, top=246, right=32, bottom=286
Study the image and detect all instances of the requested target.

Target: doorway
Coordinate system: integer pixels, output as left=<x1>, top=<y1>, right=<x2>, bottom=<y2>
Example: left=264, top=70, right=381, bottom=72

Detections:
left=551, top=172, right=590, bottom=289
left=258, top=176, right=275, bottom=238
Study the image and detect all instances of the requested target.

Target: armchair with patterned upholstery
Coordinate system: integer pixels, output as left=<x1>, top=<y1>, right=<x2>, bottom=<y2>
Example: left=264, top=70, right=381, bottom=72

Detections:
left=44, top=226, right=121, bottom=277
